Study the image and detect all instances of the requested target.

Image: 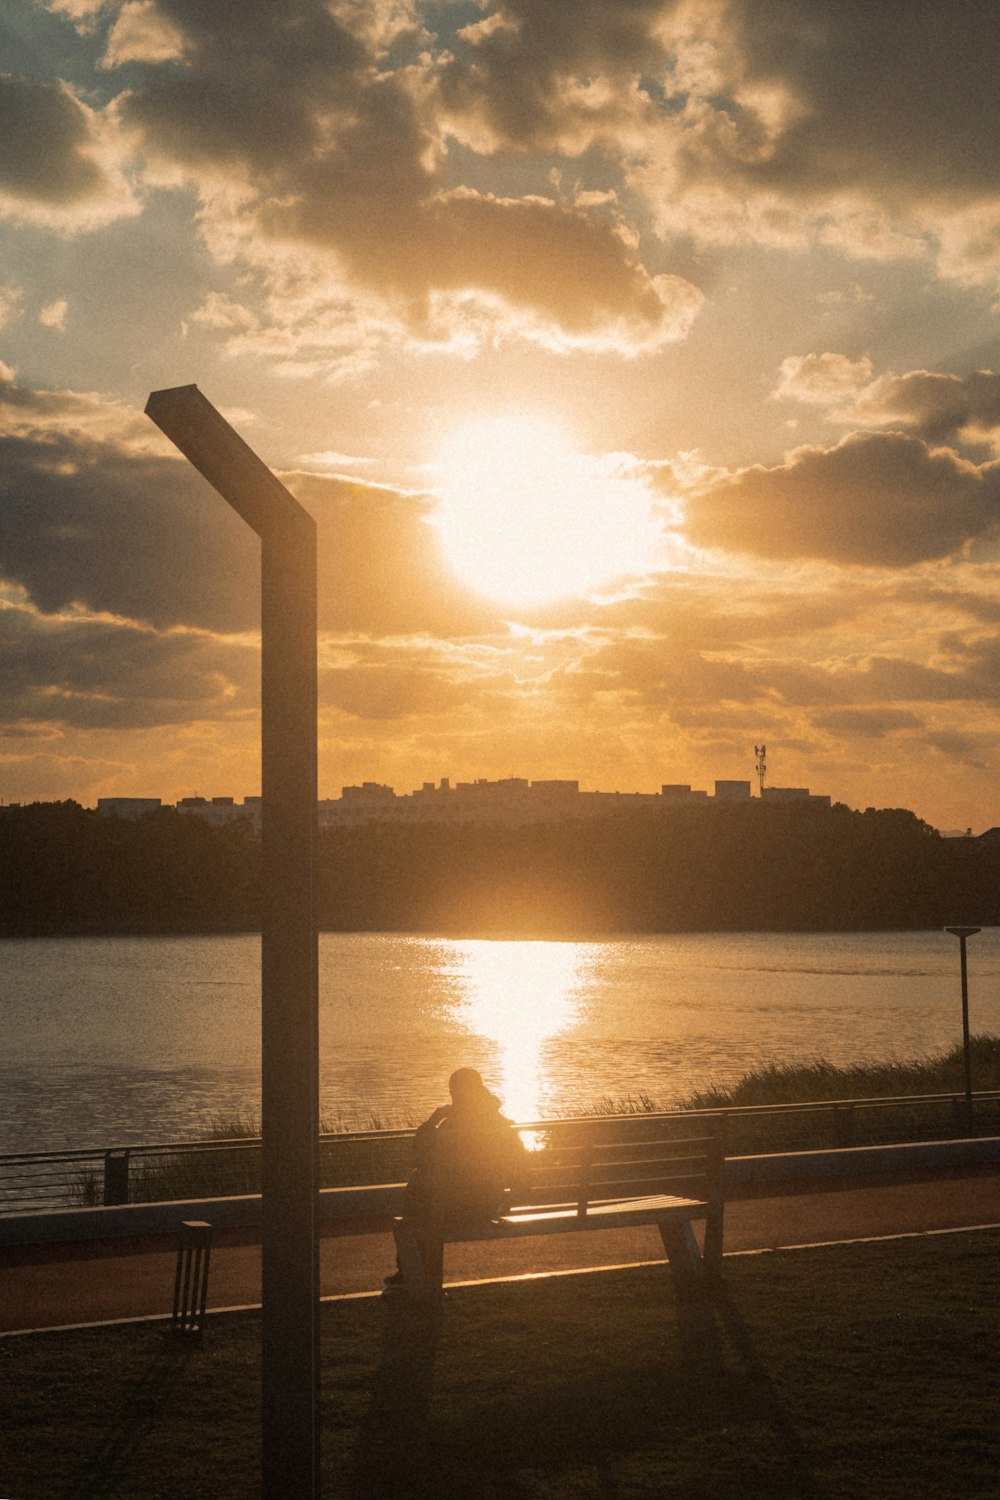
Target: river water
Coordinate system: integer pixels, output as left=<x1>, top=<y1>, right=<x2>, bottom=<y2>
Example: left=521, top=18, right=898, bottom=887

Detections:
left=2, top=929, right=999, bottom=1151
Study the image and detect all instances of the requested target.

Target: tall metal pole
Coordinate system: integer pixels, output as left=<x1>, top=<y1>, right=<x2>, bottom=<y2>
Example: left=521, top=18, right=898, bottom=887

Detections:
left=145, top=385, right=320, bottom=1498
left=945, top=926, right=980, bottom=1135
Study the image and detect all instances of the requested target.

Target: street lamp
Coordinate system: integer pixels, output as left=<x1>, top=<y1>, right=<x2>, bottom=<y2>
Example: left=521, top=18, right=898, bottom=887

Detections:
left=146, top=386, right=320, bottom=1499
left=944, top=925, right=981, bottom=1134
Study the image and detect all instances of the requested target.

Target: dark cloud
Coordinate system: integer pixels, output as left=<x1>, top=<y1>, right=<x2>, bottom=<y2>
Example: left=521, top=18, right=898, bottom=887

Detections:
left=813, top=707, right=924, bottom=739
left=0, top=750, right=128, bottom=800
left=322, top=661, right=476, bottom=722
left=435, top=0, right=678, bottom=152
left=684, top=432, right=1000, bottom=567
left=0, top=423, right=260, bottom=632
left=0, top=73, right=108, bottom=205
left=0, top=599, right=257, bottom=732
left=0, top=376, right=496, bottom=638
left=554, top=637, right=760, bottom=711
left=431, top=1, right=1000, bottom=229
left=859, top=370, right=1000, bottom=447
left=110, top=0, right=699, bottom=346
left=282, top=472, right=499, bottom=638
left=721, top=1, right=1000, bottom=209
left=118, top=1, right=368, bottom=175
left=282, top=185, right=699, bottom=344
left=923, top=729, right=994, bottom=769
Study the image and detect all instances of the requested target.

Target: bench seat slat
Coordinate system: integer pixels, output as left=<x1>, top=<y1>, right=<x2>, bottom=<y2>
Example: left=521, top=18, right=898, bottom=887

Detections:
left=434, top=1193, right=709, bottom=1242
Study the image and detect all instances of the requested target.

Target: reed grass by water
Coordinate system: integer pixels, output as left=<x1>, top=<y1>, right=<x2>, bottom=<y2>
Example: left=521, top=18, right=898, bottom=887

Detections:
left=73, top=1037, right=1000, bottom=1206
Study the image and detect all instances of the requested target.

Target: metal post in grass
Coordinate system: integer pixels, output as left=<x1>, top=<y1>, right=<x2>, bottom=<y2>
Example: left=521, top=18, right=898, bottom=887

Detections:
left=145, top=385, right=319, bottom=1500
left=945, top=926, right=981, bottom=1135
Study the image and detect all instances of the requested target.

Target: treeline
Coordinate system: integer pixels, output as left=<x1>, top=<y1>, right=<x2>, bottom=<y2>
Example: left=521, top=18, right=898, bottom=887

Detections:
left=0, top=801, right=261, bottom=935
left=1, top=798, right=998, bottom=937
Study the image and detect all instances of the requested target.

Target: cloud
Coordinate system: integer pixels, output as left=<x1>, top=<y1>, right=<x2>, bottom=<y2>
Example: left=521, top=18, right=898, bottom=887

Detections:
left=621, top=2, right=1000, bottom=290
left=0, top=73, right=138, bottom=230
left=774, top=353, right=875, bottom=412
left=0, top=283, right=23, bottom=330
left=321, top=652, right=483, bottom=722
left=287, top=470, right=501, bottom=637
left=812, top=707, right=924, bottom=739
left=0, top=377, right=260, bottom=633
left=0, top=750, right=129, bottom=801
left=0, top=373, right=499, bottom=639
left=0, top=596, right=257, bottom=734
left=858, top=370, right=1000, bottom=450
left=774, top=357, right=1000, bottom=452
left=39, top=299, right=69, bottom=331
left=683, top=431, right=1000, bottom=567
left=433, top=2, right=1000, bottom=297
left=104, top=0, right=700, bottom=354
left=99, top=0, right=188, bottom=67
left=435, top=0, right=675, bottom=154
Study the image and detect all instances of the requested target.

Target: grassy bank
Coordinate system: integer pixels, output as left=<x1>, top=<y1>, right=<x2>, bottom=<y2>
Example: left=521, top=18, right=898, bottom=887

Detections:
left=685, top=1033, right=1000, bottom=1107
left=3, top=1231, right=999, bottom=1498
left=73, top=1036, right=1000, bottom=1206
left=679, top=1033, right=1000, bottom=1153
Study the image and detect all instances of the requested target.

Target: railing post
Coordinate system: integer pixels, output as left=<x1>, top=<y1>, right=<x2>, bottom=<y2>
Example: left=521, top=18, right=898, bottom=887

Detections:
left=702, top=1118, right=726, bottom=1275
left=103, top=1149, right=130, bottom=1205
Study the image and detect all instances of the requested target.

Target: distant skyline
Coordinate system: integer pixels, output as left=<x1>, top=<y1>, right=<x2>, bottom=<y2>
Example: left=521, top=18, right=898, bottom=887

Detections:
left=4, top=3, right=1000, bottom=831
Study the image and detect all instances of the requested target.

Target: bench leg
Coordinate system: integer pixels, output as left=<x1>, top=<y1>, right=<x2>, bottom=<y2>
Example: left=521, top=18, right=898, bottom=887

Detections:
left=703, top=1196, right=725, bottom=1276
left=392, top=1222, right=444, bottom=1301
left=659, top=1221, right=705, bottom=1282
left=419, top=1234, right=444, bottom=1296
left=392, top=1223, right=428, bottom=1296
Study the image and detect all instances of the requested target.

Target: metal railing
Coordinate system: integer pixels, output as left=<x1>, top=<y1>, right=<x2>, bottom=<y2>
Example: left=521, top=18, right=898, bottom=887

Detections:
left=3, top=1090, right=1000, bottom=1216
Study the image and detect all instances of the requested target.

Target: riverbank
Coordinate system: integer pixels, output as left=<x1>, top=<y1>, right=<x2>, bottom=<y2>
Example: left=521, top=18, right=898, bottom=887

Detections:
left=58, top=1038, right=1000, bottom=1209
left=4, top=1229, right=999, bottom=1497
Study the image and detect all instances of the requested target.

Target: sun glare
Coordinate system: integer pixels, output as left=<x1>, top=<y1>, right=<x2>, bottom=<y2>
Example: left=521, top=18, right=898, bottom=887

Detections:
left=445, top=939, right=585, bottom=1128
left=434, top=414, right=661, bottom=606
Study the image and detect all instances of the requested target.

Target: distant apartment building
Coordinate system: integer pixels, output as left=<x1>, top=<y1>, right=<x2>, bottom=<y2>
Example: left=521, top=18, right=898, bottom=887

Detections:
left=762, top=786, right=832, bottom=808
left=312, top=772, right=831, bottom=826
left=713, top=780, right=752, bottom=801
left=96, top=773, right=831, bottom=830
left=98, top=794, right=262, bottom=831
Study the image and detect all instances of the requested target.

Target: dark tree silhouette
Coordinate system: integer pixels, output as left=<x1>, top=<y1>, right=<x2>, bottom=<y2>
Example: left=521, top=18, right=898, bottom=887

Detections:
left=1, top=798, right=997, bottom=937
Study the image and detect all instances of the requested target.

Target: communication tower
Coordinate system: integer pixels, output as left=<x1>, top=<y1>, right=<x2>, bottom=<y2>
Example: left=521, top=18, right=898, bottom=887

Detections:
left=754, top=743, right=767, bottom=799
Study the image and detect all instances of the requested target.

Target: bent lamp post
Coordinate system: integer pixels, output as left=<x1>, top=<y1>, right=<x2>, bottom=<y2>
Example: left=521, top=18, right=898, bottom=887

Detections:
left=146, top=385, right=320, bottom=1499
left=945, top=925, right=981, bottom=1135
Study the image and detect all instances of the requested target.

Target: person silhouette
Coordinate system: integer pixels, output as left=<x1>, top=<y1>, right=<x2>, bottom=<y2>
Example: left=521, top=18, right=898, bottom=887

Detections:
left=383, top=1068, right=528, bottom=1305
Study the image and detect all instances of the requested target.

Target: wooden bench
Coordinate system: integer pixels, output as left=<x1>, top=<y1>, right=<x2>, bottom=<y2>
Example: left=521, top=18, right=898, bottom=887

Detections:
left=391, top=1119, right=725, bottom=1300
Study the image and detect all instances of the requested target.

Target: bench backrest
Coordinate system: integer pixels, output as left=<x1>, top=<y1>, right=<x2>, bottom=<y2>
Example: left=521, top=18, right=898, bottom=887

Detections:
left=512, top=1121, right=725, bottom=1219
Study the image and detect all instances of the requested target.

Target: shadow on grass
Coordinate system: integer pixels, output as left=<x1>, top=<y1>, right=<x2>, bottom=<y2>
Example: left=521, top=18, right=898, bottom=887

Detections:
left=711, top=1274, right=827, bottom=1500
left=349, top=1300, right=442, bottom=1499
left=66, top=1332, right=197, bottom=1500
left=349, top=1272, right=828, bottom=1500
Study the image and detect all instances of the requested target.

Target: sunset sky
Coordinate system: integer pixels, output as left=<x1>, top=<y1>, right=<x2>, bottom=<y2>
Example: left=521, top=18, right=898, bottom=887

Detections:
left=4, top=1, right=1000, bottom=831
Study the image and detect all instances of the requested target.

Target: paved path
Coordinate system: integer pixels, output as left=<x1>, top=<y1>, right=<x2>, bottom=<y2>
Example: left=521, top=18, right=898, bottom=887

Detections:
left=3, top=1169, right=999, bottom=1334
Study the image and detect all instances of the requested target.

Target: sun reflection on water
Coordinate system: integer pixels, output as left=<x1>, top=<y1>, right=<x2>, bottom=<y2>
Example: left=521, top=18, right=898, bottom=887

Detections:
left=444, top=939, right=585, bottom=1134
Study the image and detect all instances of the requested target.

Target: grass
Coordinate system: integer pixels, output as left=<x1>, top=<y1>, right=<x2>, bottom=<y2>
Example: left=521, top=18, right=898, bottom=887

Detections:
left=685, top=1032, right=1000, bottom=1108
left=680, top=1034, right=1000, bottom=1154
left=2, top=1230, right=1000, bottom=1498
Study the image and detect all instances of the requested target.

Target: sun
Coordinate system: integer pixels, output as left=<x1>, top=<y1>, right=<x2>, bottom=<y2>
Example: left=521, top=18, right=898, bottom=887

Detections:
left=433, top=414, right=662, bottom=606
